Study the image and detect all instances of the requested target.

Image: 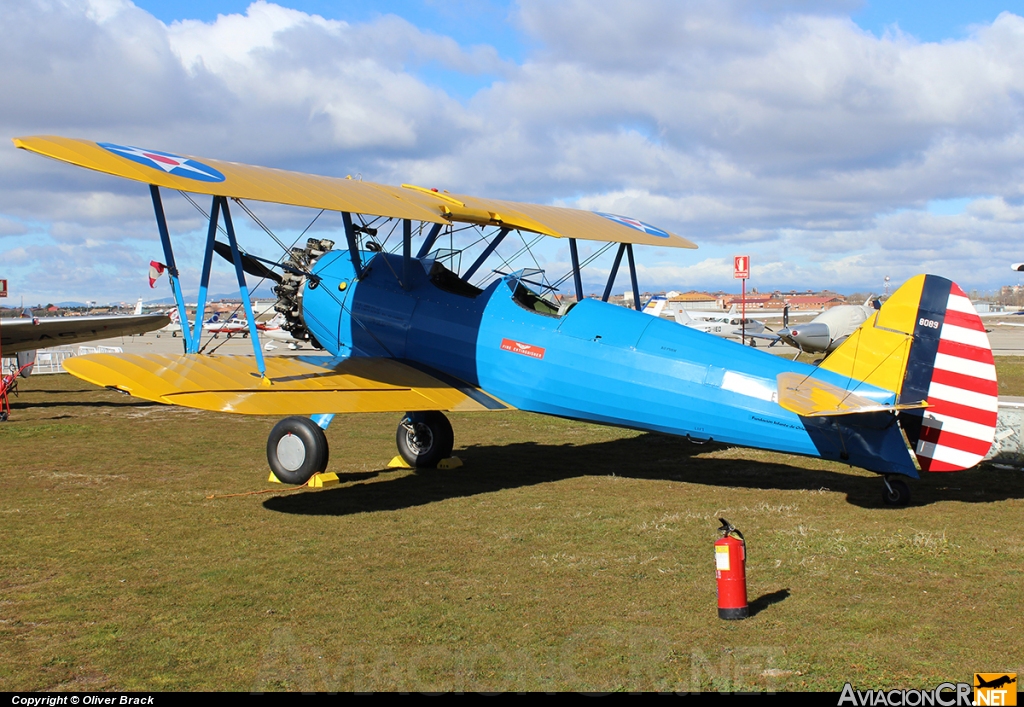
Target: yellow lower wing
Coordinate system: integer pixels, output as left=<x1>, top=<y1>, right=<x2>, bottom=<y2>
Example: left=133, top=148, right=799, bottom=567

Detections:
left=63, top=354, right=509, bottom=415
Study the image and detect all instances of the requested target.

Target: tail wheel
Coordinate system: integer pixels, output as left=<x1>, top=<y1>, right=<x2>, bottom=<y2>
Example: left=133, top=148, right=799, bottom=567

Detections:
left=267, top=416, right=329, bottom=484
left=882, top=477, right=911, bottom=507
left=396, top=411, right=454, bottom=468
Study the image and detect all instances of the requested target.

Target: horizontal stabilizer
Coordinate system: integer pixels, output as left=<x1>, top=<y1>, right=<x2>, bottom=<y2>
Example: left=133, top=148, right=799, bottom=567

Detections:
left=776, top=372, right=928, bottom=417
left=63, top=354, right=509, bottom=415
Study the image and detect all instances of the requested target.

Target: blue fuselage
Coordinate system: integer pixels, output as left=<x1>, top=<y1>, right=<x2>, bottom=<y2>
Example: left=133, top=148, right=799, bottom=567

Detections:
left=301, top=251, right=918, bottom=477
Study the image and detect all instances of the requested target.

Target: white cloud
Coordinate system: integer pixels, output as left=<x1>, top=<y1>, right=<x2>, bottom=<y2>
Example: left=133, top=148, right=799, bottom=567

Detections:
left=3, top=0, right=1024, bottom=300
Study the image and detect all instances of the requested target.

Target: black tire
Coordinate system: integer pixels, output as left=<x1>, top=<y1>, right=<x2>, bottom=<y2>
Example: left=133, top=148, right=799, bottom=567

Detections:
left=316, top=424, right=330, bottom=472
left=882, top=478, right=911, bottom=507
left=396, top=411, right=454, bottom=468
left=267, top=416, right=329, bottom=484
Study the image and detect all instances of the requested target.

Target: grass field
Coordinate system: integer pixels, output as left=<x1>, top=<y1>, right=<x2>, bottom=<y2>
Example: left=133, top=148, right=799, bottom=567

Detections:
left=2, top=364, right=1023, bottom=692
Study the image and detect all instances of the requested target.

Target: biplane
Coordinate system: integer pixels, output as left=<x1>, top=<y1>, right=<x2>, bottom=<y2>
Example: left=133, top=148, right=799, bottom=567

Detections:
left=13, top=136, right=999, bottom=505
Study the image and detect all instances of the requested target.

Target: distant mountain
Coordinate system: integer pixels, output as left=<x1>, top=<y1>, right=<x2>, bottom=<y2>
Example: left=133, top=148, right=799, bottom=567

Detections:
left=144, top=287, right=277, bottom=305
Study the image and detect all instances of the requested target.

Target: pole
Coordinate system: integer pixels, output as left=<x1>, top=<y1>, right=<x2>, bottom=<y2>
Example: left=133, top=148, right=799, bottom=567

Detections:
left=742, top=277, right=746, bottom=343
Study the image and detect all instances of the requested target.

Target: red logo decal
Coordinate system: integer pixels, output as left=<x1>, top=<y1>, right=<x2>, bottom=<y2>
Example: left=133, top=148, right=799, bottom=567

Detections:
left=501, top=338, right=545, bottom=359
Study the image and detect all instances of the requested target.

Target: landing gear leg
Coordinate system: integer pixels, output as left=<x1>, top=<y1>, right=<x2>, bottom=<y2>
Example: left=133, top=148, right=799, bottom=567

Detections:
left=396, top=411, right=454, bottom=468
left=267, top=416, right=330, bottom=484
left=882, top=476, right=911, bottom=507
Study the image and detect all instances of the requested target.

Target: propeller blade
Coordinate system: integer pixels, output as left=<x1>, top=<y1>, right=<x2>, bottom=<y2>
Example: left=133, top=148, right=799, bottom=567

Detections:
left=213, top=241, right=283, bottom=283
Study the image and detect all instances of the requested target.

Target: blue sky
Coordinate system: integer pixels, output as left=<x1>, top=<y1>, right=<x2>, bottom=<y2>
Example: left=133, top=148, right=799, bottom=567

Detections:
left=4, top=0, right=1024, bottom=303
left=852, top=0, right=1024, bottom=41
left=131, top=0, right=1024, bottom=47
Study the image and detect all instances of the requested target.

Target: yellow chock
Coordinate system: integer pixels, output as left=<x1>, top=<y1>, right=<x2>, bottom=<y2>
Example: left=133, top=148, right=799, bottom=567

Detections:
left=388, top=455, right=463, bottom=470
left=268, top=471, right=283, bottom=484
left=307, top=472, right=340, bottom=488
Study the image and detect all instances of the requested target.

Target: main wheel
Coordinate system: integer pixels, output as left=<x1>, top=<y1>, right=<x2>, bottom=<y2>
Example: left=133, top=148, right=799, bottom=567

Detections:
left=267, top=416, right=329, bottom=484
left=882, top=478, right=911, bottom=507
left=396, top=411, right=454, bottom=468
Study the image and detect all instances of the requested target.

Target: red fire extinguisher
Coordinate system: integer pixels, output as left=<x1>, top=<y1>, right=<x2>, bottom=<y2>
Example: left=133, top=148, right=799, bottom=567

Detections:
left=715, top=518, right=748, bottom=620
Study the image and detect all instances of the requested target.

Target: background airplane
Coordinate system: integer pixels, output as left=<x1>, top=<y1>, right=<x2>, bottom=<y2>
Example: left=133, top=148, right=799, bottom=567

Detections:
left=0, top=306, right=168, bottom=420
left=643, top=296, right=779, bottom=345
left=259, top=313, right=311, bottom=349
left=780, top=293, right=1024, bottom=353
left=776, top=296, right=880, bottom=355
left=0, top=311, right=169, bottom=357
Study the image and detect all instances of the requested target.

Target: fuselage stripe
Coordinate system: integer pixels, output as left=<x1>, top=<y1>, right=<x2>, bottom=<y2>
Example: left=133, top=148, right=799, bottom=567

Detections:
left=945, top=293, right=976, bottom=314
left=942, top=308, right=987, bottom=332
left=918, top=458, right=972, bottom=472
left=914, top=441, right=985, bottom=469
left=927, top=382, right=999, bottom=412
left=929, top=368, right=999, bottom=397
left=916, top=425, right=995, bottom=456
left=936, top=338, right=995, bottom=364
left=932, top=353, right=997, bottom=381
left=924, top=398, right=998, bottom=426
left=921, top=413, right=998, bottom=440
left=938, top=322, right=992, bottom=349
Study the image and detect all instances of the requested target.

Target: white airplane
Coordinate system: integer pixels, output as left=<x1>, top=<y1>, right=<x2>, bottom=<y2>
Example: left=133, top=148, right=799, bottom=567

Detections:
left=776, top=296, right=880, bottom=354
left=258, top=312, right=310, bottom=349
left=203, top=313, right=248, bottom=337
left=642, top=296, right=777, bottom=345
left=779, top=292, right=1023, bottom=353
left=157, top=310, right=243, bottom=337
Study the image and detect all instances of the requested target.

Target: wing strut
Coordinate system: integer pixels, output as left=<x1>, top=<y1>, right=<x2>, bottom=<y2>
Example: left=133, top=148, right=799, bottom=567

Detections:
left=416, top=223, right=444, bottom=259
left=341, top=212, right=363, bottom=278
left=150, top=185, right=193, bottom=348
left=192, top=195, right=221, bottom=354
left=219, top=197, right=267, bottom=378
left=626, top=244, right=642, bottom=311
left=568, top=238, right=584, bottom=302
left=462, top=228, right=510, bottom=282
left=402, top=219, right=412, bottom=290
left=602, top=243, right=627, bottom=302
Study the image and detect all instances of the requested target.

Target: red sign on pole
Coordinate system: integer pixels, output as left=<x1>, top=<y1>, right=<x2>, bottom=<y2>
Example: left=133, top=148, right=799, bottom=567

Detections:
left=734, top=255, right=749, bottom=280
left=0, top=279, right=7, bottom=298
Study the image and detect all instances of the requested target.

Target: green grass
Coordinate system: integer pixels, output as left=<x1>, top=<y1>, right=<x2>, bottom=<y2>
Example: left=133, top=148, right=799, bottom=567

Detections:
left=1, top=373, right=1023, bottom=692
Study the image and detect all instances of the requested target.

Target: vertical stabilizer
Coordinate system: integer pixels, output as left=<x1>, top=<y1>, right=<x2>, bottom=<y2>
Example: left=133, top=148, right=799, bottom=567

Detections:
left=642, top=296, right=667, bottom=318
left=820, top=275, right=996, bottom=472
left=899, top=280, right=997, bottom=471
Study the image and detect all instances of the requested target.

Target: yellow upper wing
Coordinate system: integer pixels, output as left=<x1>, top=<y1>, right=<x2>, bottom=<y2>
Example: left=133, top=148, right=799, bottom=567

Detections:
left=63, top=353, right=509, bottom=415
left=14, top=135, right=697, bottom=249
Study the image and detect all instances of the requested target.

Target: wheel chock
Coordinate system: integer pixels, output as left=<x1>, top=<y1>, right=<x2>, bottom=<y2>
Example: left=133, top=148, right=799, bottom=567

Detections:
left=387, top=455, right=463, bottom=469
left=267, top=471, right=340, bottom=487
left=307, top=472, right=340, bottom=488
